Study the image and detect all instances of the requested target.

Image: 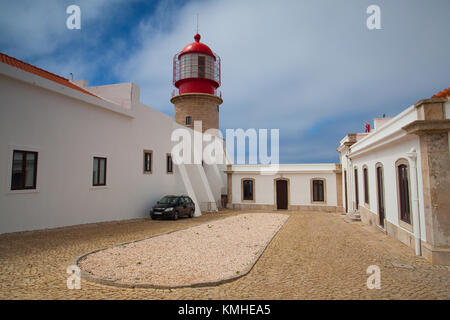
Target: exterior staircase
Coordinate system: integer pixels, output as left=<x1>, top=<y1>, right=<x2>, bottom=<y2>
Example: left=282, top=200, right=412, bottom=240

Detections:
left=344, top=210, right=361, bottom=223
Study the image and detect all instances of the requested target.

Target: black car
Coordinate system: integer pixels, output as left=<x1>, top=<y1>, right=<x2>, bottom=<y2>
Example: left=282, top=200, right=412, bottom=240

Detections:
left=150, top=195, right=195, bottom=220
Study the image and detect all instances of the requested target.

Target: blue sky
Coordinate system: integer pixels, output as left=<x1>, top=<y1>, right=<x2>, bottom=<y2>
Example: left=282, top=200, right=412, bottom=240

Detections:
left=1, top=0, right=449, bottom=163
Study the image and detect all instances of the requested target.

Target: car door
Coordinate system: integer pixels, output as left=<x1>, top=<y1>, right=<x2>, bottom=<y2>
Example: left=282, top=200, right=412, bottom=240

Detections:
left=186, top=197, right=194, bottom=213
left=179, top=197, right=187, bottom=216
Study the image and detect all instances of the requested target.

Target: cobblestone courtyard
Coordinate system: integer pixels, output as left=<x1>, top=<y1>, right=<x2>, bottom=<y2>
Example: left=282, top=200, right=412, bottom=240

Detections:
left=0, top=210, right=448, bottom=299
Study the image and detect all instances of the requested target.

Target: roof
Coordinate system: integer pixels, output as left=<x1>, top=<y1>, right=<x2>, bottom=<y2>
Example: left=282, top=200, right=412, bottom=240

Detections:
left=0, top=52, right=97, bottom=98
left=432, top=87, right=450, bottom=98
left=179, top=34, right=215, bottom=59
left=228, top=163, right=340, bottom=174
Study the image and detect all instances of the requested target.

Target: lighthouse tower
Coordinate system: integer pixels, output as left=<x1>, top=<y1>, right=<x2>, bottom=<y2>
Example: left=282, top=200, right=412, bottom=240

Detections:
left=171, top=33, right=223, bottom=133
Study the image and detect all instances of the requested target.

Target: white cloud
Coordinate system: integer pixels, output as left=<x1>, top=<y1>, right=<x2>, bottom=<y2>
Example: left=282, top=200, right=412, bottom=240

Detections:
left=0, top=0, right=138, bottom=86
left=1, top=0, right=449, bottom=162
left=0, top=0, right=127, bottom=57
left=119, top=0, right=449, bottom=137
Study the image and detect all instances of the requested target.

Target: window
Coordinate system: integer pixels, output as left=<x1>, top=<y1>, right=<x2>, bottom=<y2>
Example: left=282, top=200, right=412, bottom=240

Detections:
left=143, top=151, right=152, bottom=173
left=167, top=154, right=173, bottom=173
left=179, top=53, right=215, bottom=80
left=158, top=196, right=178, bottom=204
left=183, top=197, right=193, bottom=204
left=198, top=55, right=206, bottom=78
left=354, top=168, right=359, bottom=209
left=242, top=179, right=254, bottom=201
left=93, top=157, right=107, bottom=186
left=11, top=150, right=38, bottom=190
left=312, top=179, right=325, bottom=202
left=376, top=163, right=385, bottom=228
left=363, top=166, right=369, bottom=204
left=397, top=162, right=411, bottom=224
left=186, top=116, right=192, bottom=125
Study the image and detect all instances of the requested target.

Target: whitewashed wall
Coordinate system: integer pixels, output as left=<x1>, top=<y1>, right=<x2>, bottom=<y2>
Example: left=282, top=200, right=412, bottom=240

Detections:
left=230, top=164, right=339, bottom=207
left=339, top=105, right=427, bottom=241
left=0, top=64, right=225, bottom=234
left=349, top=136, right=425, bottom=240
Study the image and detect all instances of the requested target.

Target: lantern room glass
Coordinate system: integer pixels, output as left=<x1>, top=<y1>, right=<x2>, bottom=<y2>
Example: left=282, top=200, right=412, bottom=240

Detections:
left=179, top=53, right=215, bottom=80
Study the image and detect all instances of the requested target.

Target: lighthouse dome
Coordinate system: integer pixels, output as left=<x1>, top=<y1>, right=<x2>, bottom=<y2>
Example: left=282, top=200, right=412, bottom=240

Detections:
left=173, top=33, right=221, bottom=95
left=179, top=34, right=215, bottom=59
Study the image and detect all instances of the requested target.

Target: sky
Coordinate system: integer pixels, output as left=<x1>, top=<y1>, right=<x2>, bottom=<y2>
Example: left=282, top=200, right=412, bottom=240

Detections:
left=0, top=0, right=449, bottom=163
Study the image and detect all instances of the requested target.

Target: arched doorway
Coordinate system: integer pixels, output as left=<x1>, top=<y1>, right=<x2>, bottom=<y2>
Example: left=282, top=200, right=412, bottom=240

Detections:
left=275, top=179, right=288, bottom=210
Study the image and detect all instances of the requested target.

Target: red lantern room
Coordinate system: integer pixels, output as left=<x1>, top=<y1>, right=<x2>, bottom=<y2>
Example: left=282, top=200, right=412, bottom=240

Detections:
left=173, top=33, right=221, bottom=96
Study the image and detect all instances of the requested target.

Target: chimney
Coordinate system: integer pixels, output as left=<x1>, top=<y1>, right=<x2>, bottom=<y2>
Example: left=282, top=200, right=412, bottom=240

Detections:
left=373, top=118, right=392, bottom=131
left=71, top=79, right=87, bottom=88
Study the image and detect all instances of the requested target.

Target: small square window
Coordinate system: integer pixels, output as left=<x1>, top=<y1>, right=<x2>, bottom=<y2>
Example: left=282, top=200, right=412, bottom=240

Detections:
left=312, top=179, right=325, bottom=202
left=186, top=116, right=192, bottom=125
left=11, top=150, right=38, bottom=190
left=167, top=154, right=173, bottom=173
left=143, top=151, right=152, bottom=173
left=93, top=157, right=107, bottom=186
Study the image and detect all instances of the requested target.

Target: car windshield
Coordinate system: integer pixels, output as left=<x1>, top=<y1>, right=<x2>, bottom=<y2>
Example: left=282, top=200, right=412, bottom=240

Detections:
left=158, top=196, right=178, bottom=204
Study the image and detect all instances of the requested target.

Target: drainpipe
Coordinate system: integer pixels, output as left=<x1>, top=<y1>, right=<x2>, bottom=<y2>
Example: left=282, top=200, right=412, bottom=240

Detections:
left=406, top=148, right=422, bottom=256
left=346, top=154, right=353, bottom=212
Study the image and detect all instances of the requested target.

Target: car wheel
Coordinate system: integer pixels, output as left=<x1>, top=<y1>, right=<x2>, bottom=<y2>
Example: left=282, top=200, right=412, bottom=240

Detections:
left=189, top=209, right=194, bottom=218
left=151, top=216, right=157, bottom=220
left=173, top=211, right=179, bottom=220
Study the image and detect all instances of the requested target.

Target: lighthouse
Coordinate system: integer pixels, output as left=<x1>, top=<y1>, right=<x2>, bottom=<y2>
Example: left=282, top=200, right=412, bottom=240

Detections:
left=171, top=33, right=223, bottom=133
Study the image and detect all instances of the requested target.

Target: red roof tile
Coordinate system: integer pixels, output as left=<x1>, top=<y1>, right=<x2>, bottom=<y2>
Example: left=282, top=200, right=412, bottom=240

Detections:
left=0, top=52, right=97, bottom=98
left=432, top=87, right=450, bottom=98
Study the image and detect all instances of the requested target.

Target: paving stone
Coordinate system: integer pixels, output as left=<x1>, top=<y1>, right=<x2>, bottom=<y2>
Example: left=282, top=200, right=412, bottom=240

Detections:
left=0, top=210, right=448, bottom=299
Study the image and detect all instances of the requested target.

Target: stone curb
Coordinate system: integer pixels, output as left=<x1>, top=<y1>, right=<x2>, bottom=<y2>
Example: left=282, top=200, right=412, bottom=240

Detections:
left=75, top=213, right=289, bottom=289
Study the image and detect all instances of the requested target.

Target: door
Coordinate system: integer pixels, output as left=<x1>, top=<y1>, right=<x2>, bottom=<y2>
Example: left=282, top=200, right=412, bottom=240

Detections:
left=276, top=180, right=288, bottom=210
left=376, top=166, right=385, bottom=227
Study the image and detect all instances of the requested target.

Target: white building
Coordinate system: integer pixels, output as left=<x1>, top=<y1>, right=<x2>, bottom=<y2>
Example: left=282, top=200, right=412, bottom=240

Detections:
left=225, top=164, right=342, bottom=212
left=337, top=92, right=450, bottom=265
left=0, top=52, right=226, bottom=234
